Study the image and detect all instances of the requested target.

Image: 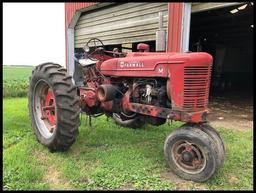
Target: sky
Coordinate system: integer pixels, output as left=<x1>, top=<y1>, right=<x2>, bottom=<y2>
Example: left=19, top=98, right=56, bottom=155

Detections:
left=3, top=3, right=65, bottom=66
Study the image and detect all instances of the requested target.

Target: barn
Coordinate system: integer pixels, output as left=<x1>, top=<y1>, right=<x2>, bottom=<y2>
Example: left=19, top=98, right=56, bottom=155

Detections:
left=65, top=2, right=253, bottom=129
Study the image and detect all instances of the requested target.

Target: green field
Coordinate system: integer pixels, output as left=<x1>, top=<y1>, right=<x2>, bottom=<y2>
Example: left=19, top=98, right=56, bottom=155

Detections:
left=3, top=66, right=34, bottom=97
left=2, top=67, right=253, bottom=190
left=3, top=98, right=253, bottom=190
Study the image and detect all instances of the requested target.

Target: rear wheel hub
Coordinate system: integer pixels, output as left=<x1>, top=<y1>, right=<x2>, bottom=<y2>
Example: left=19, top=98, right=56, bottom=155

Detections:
left=33, top=80, right=57, bottom=139
left=42, top=88, right=56, bottom=125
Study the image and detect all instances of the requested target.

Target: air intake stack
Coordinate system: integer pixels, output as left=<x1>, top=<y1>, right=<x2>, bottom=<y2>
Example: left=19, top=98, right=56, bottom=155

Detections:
left=156, top=11, right=166, bottom=52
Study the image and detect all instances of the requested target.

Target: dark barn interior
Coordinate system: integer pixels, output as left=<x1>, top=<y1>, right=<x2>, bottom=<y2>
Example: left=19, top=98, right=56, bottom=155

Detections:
left=189, top=3, right=253, bottom=97
left=189, top=3, right=253, bottom=130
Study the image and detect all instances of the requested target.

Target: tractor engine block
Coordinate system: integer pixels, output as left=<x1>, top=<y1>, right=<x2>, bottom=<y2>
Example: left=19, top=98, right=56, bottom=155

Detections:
left=131, top=78, right=170, bottom=108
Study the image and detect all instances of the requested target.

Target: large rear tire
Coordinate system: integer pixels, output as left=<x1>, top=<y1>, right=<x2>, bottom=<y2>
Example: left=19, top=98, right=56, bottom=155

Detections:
left=28, top=63, right=80, bottom=152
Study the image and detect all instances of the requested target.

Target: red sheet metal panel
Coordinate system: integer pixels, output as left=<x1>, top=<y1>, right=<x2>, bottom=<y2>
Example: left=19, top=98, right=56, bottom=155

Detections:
left=65, top=3, right=96, bottom=29
left=167, top=3, right=184, bottom=52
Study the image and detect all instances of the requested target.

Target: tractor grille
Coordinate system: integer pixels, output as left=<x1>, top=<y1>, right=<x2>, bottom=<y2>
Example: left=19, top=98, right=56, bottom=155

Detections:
left=183, top=66, right=211, bottom=111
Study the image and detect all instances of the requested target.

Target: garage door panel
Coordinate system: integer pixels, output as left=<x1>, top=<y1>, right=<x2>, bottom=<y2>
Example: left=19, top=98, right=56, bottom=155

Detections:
left=77, top=3, right=162, bottom=26
left=75, top=22, right=168, bottom=43
left=75, top=5, right=168, bottom=30
left=76, top=28, right=160, bottom=44
left=78, top=3, right=147, bottom=23
left=75, top=16, right=168, bottom=38
left=76, top=34, right=156, bottom=48
left=75, top=15, right=168, bottom=38
left=75, top=11, right=168, bottom=35
left=75, top=3, right=168, bottom=48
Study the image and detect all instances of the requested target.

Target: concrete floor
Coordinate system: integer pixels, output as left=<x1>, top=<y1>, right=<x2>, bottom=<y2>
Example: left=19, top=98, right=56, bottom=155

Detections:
left=208, top=90, right=253, bottom=131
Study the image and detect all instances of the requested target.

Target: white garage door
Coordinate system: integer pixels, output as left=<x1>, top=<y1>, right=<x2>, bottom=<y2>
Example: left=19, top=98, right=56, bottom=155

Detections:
left=74, top=3, right=168, bottom=48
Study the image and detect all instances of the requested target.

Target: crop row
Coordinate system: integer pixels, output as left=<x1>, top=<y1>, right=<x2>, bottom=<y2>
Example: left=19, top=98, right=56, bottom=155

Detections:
left=3, top=79, right=29, bottom=98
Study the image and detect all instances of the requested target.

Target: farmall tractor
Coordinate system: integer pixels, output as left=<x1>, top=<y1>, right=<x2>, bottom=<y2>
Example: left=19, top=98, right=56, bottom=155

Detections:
left=28, top=38, right=225, bottom=182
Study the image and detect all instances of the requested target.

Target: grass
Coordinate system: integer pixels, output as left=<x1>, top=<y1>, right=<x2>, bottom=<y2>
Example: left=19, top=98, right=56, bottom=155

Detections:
left=3, top=66, right=34, bottom=97
left=3, top=98, right=253, bottom=190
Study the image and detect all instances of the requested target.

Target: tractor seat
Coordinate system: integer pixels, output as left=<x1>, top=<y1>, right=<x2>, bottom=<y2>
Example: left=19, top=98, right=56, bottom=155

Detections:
left=78, top=58, right=96, bottom=66
left=137, top=43, right=150, bottom=52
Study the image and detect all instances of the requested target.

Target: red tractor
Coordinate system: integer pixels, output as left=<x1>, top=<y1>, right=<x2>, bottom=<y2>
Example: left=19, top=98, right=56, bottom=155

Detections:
left=29, top=38, right=225, bottom=182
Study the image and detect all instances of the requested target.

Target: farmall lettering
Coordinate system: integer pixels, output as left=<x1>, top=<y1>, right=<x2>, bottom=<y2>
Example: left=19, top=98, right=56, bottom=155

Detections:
left=119, top=61, right=144, bottom=68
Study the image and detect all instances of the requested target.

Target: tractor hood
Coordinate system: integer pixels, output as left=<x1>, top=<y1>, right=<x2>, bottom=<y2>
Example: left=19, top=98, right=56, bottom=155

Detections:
left=100, top=52, right=212, bottom=77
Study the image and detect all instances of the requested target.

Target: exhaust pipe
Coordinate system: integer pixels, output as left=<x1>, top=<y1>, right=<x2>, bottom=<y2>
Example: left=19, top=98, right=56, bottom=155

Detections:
left=97, top=84, right=117, bottom=102
left=156, top=11, right=166, bottom=52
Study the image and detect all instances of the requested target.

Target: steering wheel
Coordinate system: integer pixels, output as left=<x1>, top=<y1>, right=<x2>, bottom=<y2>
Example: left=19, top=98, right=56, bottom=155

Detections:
left=83, top=38, right=105, bottom=61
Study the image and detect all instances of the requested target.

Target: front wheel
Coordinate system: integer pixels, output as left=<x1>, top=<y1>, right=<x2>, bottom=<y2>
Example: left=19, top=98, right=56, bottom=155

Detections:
left=28, top=63, right=80, bottom=152
left=182, top=123, right=225, bottom=168
left=164, top=126, right=219, bottom=182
